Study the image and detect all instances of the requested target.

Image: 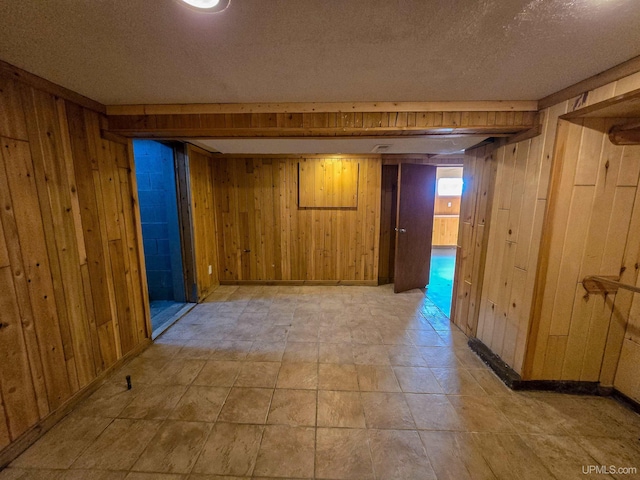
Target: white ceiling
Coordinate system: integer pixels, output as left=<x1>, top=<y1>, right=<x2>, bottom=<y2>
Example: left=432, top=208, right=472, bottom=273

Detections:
left=1, top=0, right=640, bottom=105
left=189, top=136, right=488, bottom=155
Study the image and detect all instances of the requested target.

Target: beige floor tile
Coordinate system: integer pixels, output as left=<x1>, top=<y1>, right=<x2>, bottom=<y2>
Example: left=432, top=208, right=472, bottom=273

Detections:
left=169, top=386, right=229, bottom=422
left=356, top=365, right=401, bottom=392
left=447, top=395, right=515, bottom=433
left=267, top=389, right=317, bottom=426
left=405, top=394, right=464, bottom=431
left=407, top=330, right=446, bottom=347
left=490, top=393, right=570, bottom=435
left=217, top=387, right=273, bottom=424
left=318, top=363, right=359, bottom=390
left=64, top=471, right=128, bottom=480
left=574, top=435, right=640, bottom=475
left=11, top=413, right=112, bottom=469
left=419, top=430, right=496, bottom=480
left=317, top=390, right=366, bottom=428
left=470, top=433, right=555, bottom=480
left=234, top=361, right=280, bottom=388
left=351, top=327, right=383, bottom=345
left=132, top=420, right=211, bottom=473
left=148, top=360, right=206, bottom=386
left=319, top=343, right=354, bottom=363
left=361, top=392, right=416, bottom=429
left=368, top=429, right=436, bottom=480
left=74, top=381, right=138, bottom=418
left=316, top=428, right=374, bottom=480
left=287, top=327, right=319, bottom=342
left=10, top=285, right=640, bottom=480
left=71, top=418, right=162, bottom=470
left=246, top=341, right=285, bottom=362
left=276, top=362, right=318, bottom=389
left=393, top=366, right=445, bottom=393
left=192, top=422, right=263, bottom=476
left=125, top=473, right=185, bottom=480
left=0, top=468, right=65, bottom=480
left=520, top=434, right=613, bottom=480
left=118, top=385, right=187, bottom=420
left=193, top=361, right=241, bottom=387
left=454, top=348, right=487, bottom=368
left=116, top=357, right=169, bottom=385
left=319, top=326, right=352, bottom=343
left=176, top=339, right=216, bottom=360
left=253, top=425, right=315, bottom=478
left=466, top=369, right=513, bottom=396
left=283, top=342, right=319, bottom=362
left=387, top=346, right=429, bottom=366
left=352, top=344, right=391, bottom=365
left=430, top=367, right=487, bottom=395
left=419, top=347, right=462, bottom=368
left=209, top=341, right=252, bottom=361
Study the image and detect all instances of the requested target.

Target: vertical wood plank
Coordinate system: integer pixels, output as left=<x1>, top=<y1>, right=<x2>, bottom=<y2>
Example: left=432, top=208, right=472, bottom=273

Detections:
left=0, top=138, right=71, bottom=409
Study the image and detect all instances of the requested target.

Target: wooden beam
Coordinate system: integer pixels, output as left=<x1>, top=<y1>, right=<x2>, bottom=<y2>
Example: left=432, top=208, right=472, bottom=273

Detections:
left=106, top=101, right=538, bottom=116
left=106, top=110, right=536, bottom=138
left=0, top=60, right=106, bottom=114
left=609, top=120, right=640, bottom=145
left=505, top=114, right=544, bottom=145
left=538, top=55, right=640, bottom=110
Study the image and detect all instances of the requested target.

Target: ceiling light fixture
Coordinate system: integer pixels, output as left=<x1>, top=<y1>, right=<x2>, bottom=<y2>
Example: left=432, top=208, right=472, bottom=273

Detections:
left=178, top=0, right=230, bottom=13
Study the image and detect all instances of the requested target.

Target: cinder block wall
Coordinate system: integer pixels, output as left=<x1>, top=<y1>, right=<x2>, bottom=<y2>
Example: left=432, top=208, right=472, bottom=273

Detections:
left=133, top=140, right=184, bottom=302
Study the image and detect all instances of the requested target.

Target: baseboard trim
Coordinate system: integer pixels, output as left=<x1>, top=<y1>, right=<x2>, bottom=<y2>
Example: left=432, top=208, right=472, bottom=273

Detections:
left=611, top=388, right=640, bottom=415
left=467, top=337, right=639, bottom=410
left=219, top=280, right=378, bottom=286
left=0, top=338, right=151, bottom=469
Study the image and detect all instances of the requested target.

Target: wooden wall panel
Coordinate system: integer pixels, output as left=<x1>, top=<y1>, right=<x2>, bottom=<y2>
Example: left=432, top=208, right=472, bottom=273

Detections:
left=464, top=100, right=565, bottom=375
left=212, top=156, right=381, bottom=283
left=525, top=118, right=640, bottom=384
left=298, top=159, right=359, bottom=208
left=0, top=76, right=149, bottom=461
left=188, top=145, right=219, bottom=300
left=450, top=145, right=497, bottom=336
left=432, top=217, right=459, bottom=246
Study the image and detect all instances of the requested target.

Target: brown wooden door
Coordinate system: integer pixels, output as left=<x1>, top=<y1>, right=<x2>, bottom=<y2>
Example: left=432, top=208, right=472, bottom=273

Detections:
left=393, top=164, right=437, bottom=293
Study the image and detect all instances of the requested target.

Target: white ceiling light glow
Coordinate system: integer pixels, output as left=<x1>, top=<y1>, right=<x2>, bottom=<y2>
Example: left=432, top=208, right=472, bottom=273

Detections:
left=179, top=0, right=230, bottom=13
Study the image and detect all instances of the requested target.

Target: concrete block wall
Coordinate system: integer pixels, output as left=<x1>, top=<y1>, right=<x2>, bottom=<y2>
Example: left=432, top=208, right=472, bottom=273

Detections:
left=133, top=140, right=185, bottom=302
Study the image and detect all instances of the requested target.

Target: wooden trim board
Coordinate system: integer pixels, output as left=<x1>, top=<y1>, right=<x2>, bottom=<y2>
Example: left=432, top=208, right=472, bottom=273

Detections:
left=107, top=101, right=539, bottom=116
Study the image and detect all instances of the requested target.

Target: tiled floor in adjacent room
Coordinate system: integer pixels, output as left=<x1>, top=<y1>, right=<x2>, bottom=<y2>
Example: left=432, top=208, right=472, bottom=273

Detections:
left=3, top=285, right=640, bottom=479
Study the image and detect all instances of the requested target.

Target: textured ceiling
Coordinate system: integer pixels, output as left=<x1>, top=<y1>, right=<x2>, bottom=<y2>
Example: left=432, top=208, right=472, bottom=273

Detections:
left=1, top=0, right=640, bottom=105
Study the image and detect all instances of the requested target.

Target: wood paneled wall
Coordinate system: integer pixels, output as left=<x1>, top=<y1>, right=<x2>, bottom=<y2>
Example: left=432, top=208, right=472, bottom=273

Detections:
left=0, top=76, right=148, bottom=457
left=187, top=145, right=219, bottom=300
left=212, top=156, right=381, bottom=283
left=458, top=69, right=640, bottom=387
left=473, top=105, right=559, bottom=375
left=526, top=119, right=640, bottom=383
left=432, top=217, right=460, bottom=247
left=451, top=145, right=497, bottom=336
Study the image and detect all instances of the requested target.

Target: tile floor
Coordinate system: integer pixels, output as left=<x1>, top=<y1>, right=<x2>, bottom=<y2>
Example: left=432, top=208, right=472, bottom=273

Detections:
left=2, top=285, right=640, bottom=479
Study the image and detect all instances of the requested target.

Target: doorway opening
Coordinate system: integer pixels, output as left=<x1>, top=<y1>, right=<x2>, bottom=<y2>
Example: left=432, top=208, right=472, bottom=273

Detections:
left=133, top=140, right=195, bottom=338
left=428, top=167, right=463, bottom=316
left=378, top=163, right=461, bottom=317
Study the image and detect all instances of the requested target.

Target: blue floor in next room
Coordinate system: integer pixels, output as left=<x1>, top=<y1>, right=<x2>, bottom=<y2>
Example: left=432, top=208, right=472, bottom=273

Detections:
left=427, top=246, right=456, bottom=317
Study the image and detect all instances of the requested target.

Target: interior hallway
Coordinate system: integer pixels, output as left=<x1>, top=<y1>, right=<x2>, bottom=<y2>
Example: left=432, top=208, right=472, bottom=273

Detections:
left=3, top=285, right=639, bottom=480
